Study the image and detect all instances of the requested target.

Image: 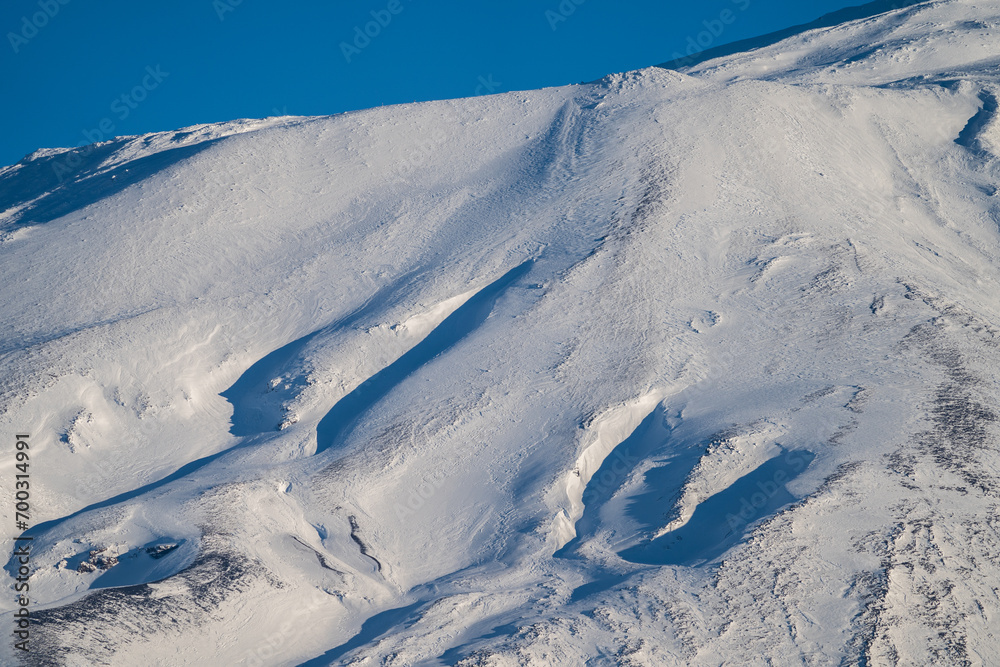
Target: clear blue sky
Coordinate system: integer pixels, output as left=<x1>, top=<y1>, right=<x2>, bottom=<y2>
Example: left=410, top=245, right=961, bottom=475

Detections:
left=2, top=0, right=866, bottom=167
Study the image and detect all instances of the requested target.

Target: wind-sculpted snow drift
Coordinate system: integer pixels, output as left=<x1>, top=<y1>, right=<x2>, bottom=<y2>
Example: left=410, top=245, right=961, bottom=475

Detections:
left=4, top=1, right=1000, bottom=664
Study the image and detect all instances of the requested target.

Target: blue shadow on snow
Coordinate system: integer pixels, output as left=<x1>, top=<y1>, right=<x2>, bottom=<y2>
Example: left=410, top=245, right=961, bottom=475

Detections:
left=620, top=449, right=814, bottom=566
left=297, top=601, right=425, bottom=666
left=314, top=259, right=532, bottom=454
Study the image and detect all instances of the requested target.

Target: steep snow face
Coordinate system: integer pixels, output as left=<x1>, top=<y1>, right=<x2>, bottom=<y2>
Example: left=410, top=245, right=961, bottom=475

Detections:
left=4, top=1, right=1000, bottom=664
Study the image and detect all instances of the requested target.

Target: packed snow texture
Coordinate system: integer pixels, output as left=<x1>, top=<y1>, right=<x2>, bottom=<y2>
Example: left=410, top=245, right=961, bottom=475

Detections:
left=3, top=1, right=1000, bottom=664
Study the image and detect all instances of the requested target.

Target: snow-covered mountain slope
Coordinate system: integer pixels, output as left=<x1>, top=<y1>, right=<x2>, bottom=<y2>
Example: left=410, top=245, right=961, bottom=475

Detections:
left=4, top=1, right=1000, bottom=664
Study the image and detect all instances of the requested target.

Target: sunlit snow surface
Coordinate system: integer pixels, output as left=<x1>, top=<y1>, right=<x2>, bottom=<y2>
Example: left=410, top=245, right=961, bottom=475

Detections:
left=3, top=1, right=1000, bottom=664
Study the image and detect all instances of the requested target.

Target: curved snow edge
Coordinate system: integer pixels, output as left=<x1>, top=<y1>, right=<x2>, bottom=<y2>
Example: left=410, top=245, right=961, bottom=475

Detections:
left=549, top=389, right=669, bottom=552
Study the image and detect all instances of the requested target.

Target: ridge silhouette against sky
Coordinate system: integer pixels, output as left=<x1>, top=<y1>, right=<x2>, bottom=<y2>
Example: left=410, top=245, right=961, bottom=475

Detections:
left=3, top=0, right=882, bottom=167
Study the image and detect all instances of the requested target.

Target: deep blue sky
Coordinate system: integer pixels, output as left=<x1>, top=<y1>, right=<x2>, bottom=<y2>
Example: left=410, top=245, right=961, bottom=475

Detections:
left=2, top=0, right=865, bottom=167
